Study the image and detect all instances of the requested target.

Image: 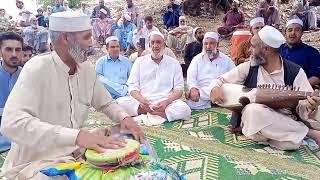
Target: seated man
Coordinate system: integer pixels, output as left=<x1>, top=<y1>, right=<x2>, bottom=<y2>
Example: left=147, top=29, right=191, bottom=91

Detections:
left=93, top=9, right=113, bottom=45
left=24, top=16, right=48, bottom=53
left=186, top=32, right=235, bottom=110
left=132, top=16, right=160, bottom=49
left=1, top=12, right=144, bottom=179
left=256, top=0, right=280, bottom=28
left=21, top=44, right=33, bottom=67
left=280, top=18, right=320, bottom=87
left=80, top=2, right=91, bottom=16
left=63, top=0, right=72, bottom=11
left=210, top=25, right=320, bottom=150
left=91, top=0, right=111, bottom=19
left=217, top=0, right=245, bottom=38
left=117, top=31, right=191, bottom=123
left=16, top=0, right=33, bottom=27
left=0, top=32, right=23, bottom=153
left=113, top=14, right=137, bottom=52
left=36, top=8, right=47, bottom=27
left=290, top=0, right=317, bottom=30
left=167, top=16, right=193, bottom=52
left=182, top=27, right=204, bottom=77
left=163, top=0, right=180, bottom=29
left=96, top=36, right=132, bottom=99
left=124, top=0, right=142, bottom=25
left=52, top=0, right=66, bottom=13
left=234, top=17, right=265, bottom=65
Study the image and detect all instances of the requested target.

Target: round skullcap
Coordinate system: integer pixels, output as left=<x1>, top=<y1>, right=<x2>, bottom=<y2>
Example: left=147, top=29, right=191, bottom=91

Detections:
left=105, top=36, right=119, bottom=44
left=204, top=32, right=219, bottom=41
left=286, top=18, right=303, bottom=27
left=49, top=11, right=91, bottom=32
left=258, top=25, right=285, bottom=48
left=250, top=17, right=265, bottom=27
left=149, top=31, right=165, bottom=40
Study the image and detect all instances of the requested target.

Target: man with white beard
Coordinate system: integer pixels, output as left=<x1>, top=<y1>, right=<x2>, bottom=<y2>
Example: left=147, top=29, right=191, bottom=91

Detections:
left=186, top=32, right=235, bottom=110
left=1, top=11, right=144, bottom=179
left=117, top=31, right=191, bottom=124
left=209, top=26, right=320, bottom=150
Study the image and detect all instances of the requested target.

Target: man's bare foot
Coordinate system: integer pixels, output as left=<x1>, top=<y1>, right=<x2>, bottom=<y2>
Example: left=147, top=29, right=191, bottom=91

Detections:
left=228, top=125, right=243, bottom=135
left=307, top=129, right=320, bottom=145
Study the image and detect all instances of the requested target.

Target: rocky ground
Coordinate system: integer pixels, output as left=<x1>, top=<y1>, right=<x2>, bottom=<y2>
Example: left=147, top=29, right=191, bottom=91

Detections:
left=86, top=0, right=320, bottom=64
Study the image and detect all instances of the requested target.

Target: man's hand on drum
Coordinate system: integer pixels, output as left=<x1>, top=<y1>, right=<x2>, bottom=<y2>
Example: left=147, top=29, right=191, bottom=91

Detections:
left=210, top=86, right=224, bottom=104
left=121, top=117, right=146, bottom=143
left=189, top=87, right=200, bottom=102
left=76, top=130, right=126, bottom=153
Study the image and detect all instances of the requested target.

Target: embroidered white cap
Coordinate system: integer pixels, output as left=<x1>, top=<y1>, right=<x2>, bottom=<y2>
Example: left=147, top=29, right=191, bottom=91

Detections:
left=204, top=32, right=219, bottom=41
left=286, top=18, right=303, bottom=27
left=149, top=31, right=165, bottom=40
left=49, top=11, right=91, bottom=32
left=258, top=25, right=285, bottom=48
left=105, top=36, right=119, bottom=45
left=250, top=17, right=265, bottom=27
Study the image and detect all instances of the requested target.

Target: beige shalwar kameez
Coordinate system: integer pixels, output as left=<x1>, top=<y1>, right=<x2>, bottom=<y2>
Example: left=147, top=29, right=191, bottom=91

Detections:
left=1, top=51, right=129, bottom=179
left=209, top=60, right=313, bottom=150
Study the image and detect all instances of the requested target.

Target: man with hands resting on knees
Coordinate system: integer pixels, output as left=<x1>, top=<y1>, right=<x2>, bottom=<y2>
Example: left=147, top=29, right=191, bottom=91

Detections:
left=117, top=31, right=191, bottom=123
left=1, top=11, right=144, bottom=180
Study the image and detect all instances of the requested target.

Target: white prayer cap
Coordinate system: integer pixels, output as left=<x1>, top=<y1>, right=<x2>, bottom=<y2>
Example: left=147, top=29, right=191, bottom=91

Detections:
left=286, top=18, right=303, bottom=27
left=204, top=32, right=219, bottom=41
left=124, top=14, right=131, bottom=21
left=105, top=36, right=119, bottom=44
left=233, top=0, right=240, bottom=4
left=258, top=25, right=285, bottom=48
left=179, top=16, right=186, bottom=21
left=250, top=17, right=265, bottom=27
left=100, top=8, right=108, bottom=15
left=49, top=11, right=91, bottom=32
left=149, top=31, right=165, bottom=40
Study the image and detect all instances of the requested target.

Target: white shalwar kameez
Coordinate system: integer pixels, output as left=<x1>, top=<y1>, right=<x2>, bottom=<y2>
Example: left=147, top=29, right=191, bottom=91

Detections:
left=187, top=52, right=235, bottom=109
left=1, top=52, right=129, bottom=179
left=209, top=61, right=313, bottom=150
left=117, top=54, right=191, bottom=122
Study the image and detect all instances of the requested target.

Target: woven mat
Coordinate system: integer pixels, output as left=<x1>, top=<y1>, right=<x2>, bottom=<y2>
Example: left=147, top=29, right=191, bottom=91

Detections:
left=1, top=107, right=320, bottom=179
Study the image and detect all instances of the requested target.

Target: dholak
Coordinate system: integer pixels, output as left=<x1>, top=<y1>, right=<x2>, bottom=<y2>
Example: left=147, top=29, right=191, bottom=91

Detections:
left=85, top=139, right=140, bottom=168
left=230, top=30, right=251, bottom=61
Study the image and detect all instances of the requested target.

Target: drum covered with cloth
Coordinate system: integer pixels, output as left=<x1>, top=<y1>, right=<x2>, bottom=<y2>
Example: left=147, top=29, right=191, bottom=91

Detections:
left=41, top=139, right=185, bottom=179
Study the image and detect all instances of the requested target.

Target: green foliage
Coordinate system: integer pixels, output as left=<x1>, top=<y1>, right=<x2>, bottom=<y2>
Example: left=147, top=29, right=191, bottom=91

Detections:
left=39, top=0, right=83, bottom=9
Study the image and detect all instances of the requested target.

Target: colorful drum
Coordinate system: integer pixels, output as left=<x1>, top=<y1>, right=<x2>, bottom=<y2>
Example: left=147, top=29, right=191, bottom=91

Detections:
left=85, top=139, right=140, bottom=167
left=230, top=30, right=251, bottom=61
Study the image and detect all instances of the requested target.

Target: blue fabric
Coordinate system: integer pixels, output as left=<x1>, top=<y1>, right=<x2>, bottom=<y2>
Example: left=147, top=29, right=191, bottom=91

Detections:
left=52, top=5, right=65, bottom=13
left=0, top=62, right=21, bottom=116
left=162, top=4, right=180, bottom=29
left=113, top=23, right=137, bottom=49
left=96, top=55, right=132, bottom=99
left=280, top=43, right=320, bottom=78
left=36, top=15, right=47, bottom=27
left=0, top=61, right=21, bottom=152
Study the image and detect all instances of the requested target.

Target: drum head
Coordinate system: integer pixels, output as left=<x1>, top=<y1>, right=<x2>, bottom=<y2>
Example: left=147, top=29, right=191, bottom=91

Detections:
left=85, top=139, right=140, bottom=164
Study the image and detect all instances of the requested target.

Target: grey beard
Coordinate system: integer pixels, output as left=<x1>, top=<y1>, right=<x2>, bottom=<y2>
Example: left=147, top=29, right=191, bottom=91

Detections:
left=151, top=49, right=165, bottom=60
left=68, top=42, right=88, bottom=64
left=250, top=55, right=266, bottom=66
left=205, top=49, right=217, bottom=59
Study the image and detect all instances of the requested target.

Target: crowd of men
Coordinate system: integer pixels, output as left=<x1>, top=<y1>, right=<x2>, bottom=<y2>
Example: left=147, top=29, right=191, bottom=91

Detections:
left=1, top=0, right=320, bottom=179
